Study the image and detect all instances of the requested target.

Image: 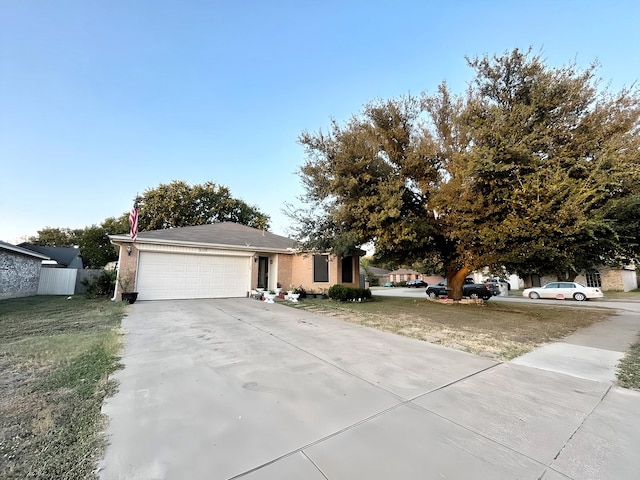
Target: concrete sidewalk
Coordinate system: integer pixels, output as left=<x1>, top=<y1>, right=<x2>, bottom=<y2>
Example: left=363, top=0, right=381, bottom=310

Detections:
left=512, top=309, right=639, bottom=382
left=99, top=299, right=640, bottom=480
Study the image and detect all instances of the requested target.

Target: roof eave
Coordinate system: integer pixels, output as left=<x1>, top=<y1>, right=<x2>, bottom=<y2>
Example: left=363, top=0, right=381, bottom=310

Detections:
left=108, top=234, right=296, bottom=254
left=0, top=245, right=50, bottom=260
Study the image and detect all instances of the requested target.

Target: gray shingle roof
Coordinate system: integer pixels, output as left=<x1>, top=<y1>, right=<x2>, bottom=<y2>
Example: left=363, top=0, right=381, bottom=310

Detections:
left=18, top=243, right=82, bottom=267
left=116, top=222, right=298, bottom=251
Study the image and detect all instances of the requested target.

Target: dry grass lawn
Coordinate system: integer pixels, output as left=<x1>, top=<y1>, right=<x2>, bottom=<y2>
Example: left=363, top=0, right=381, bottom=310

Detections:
left=0, top=295, right=127, bottom=480
left=288, top=297, right=611, bottom=360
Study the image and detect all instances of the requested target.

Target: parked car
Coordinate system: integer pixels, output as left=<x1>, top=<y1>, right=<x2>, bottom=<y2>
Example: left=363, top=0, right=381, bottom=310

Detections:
left=484, top=277, right=511, bottom=291
left=383, top=282, right=395, bottom=287
left=406, top=279, right=428, bottom=288
left=522, top=282, right=603, bottom=301
left=425, top=278, right=493, bottom=300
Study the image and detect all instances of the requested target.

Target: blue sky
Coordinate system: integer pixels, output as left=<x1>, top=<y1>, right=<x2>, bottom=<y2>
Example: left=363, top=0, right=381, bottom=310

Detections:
left=1, top=0, right=639, bottom=243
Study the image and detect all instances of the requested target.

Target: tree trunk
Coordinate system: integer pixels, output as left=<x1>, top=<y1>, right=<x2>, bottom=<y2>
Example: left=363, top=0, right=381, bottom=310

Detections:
left=556, top=270, right=579, bottom=282
left=446, top=265, right=470, bottom=301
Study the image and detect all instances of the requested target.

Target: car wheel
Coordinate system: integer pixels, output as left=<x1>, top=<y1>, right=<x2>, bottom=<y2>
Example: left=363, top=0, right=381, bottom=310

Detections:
left=427, top=291, right=437, bottom=299
left=482, top=295, right=491, bottom=300
left=469, top=292, right=479, bottom=299
left=529, top=292, right=540, bottom=299
left=573, top=292, right=587, bottom=301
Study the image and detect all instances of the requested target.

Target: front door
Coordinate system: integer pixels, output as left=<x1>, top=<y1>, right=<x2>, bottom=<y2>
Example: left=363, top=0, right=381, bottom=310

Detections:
left=258, top=256, right=269, bottom=289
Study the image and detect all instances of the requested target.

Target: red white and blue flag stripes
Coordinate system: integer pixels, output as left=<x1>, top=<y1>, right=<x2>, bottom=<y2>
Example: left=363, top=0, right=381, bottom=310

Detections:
left=129, top=201, right=139, bottom=242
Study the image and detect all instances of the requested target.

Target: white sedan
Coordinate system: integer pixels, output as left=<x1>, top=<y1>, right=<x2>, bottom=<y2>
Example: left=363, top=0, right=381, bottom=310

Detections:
left=522, top=282, right=604, bottom=301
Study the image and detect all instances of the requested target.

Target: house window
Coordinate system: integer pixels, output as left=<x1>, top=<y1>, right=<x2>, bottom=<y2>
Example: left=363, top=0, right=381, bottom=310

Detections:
left=586, top=270, right=602, bottom=288
left=341, top=256, right=353, bottom=283
left=400, top=275, right=405, bottom=281
left=313, top=254, right=329, bottom=282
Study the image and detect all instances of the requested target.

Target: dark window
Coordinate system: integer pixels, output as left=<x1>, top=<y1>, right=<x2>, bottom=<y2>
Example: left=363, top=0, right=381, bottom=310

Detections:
left=313, top=254, right=329, bottom=282
left=586, top=270, right=602, bottom=288
left=341, top=256, right=353, bottom=283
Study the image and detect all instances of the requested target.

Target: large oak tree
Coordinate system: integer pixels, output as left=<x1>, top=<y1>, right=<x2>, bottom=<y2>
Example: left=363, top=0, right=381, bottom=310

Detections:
left=291, top=49, right=640, bottom=299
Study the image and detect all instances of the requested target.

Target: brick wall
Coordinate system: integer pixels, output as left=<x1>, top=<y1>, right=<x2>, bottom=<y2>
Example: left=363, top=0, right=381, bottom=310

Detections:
left=114, top=243, right=138, bottom=297
left=290, top=253, right=360, bottom=292
left=276, top=254, right=293, bottom=290
left=0, top=251, right=42, bottom=299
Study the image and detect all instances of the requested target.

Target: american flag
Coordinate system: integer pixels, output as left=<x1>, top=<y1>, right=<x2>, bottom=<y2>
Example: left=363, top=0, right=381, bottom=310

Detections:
left=129, top=201, right=139, bottom=241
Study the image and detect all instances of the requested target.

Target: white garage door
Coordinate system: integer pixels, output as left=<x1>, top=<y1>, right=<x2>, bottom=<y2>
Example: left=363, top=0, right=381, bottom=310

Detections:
left=136, top=252, right=250, bottom=300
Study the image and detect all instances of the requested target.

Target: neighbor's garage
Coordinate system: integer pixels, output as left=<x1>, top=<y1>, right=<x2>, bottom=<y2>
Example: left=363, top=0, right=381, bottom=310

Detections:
left=136, top=251, right=251, bottom=300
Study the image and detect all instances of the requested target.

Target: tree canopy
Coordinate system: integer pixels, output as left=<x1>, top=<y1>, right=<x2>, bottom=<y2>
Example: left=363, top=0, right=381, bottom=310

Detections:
left=29, top=217, right=129, bottom=269
left=29, top=227, right=81, bottom=248
left=28, top=180, right=268, bottom=269
left=136, top=180, right=270, bottom=231
left=291, top=48, right=640, bottom=298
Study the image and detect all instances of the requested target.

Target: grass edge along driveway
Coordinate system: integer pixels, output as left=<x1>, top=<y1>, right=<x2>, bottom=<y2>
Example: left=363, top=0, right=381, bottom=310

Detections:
left=287, top=296, right=611, bottom=361
left=0, top=295, right=127, bottom=480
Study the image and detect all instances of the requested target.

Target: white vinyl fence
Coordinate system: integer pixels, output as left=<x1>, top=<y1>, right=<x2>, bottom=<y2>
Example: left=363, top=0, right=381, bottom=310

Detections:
left=37, top=268, right=77, bottom=295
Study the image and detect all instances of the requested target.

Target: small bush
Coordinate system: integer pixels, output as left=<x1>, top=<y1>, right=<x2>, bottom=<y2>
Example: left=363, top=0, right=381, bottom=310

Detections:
left=328, top=285, right=372, bottom=301
left=82, top=269, right=116, bottom=297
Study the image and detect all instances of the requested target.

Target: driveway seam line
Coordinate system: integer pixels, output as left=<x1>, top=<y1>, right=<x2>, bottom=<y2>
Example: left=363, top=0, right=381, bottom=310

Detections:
left=301, top=450, right=329, bottom=480
left=225, top=351, right=504, bottom=479
left=552, top=384, right=612, bottom=461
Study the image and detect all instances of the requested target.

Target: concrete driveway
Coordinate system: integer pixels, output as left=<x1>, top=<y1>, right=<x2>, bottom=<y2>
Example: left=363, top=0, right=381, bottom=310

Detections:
left=100, top=298, right=640, bottom=479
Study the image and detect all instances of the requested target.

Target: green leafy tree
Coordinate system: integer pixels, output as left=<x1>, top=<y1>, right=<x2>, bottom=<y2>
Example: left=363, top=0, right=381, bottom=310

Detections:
left=291, top=48, right=640, bottom=299
left=29, top=219, right=128, bottom=269
left=136, top=180, right=270, bottom=231
left=456, top=50, right=640, bottom=280
left=101, top=215, right=130, bottom=235
left=77, top=225, right=122, bottom=269
left=29, top=227, right=81, bottom=247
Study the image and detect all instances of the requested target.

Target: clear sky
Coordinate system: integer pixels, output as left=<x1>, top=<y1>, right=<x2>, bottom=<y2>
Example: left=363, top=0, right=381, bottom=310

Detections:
left=1, top=0, right=638, bottom=243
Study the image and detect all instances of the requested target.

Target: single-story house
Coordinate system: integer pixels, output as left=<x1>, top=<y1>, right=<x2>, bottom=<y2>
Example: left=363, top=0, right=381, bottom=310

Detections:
left=523, top=264, right=638, bottom=292
left=0, top=241, right=50, bottom=300
left=18, top=243, right=84, bottom=269
left=388, top=269, right=443, bottom=285
left=364, top=266, right=391, bottom=286
left=388, top=269, right=421, bottom=284
left=108, top=222, right=362, bottom=301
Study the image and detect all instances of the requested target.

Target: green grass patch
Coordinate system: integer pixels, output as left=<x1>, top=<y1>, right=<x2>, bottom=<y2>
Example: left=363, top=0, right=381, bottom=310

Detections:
left=617, top=340, right=640, bottom=390
left=0, top=295, right=127, bottom=479
left=287, top=296, right=611, bottom=360
left=600, top=288, right=640, bottom=300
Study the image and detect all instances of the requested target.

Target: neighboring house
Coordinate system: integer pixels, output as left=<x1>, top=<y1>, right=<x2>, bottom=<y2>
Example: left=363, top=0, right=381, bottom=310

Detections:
left=388, top=269, right=443, bottom=285
left=18, top=243, right=84, bottom=269
left=522, top=264, right=638, bottom=292
left=0, top=241, right=50, bottom=300
left=365, top=266, right=391, bottom=286
left=389, top=269, right=421, bottom=284
left=108, top=222, right=363, bottom=301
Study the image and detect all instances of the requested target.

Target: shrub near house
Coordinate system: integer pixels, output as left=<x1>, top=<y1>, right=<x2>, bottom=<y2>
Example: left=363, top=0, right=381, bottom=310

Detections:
left=328, top=285, right=372, bottom=301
